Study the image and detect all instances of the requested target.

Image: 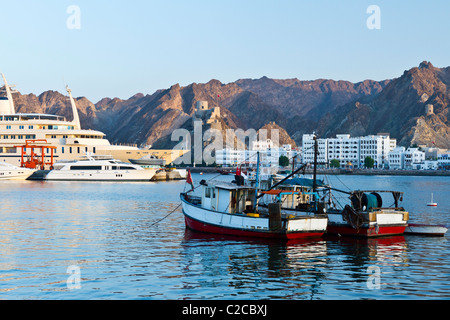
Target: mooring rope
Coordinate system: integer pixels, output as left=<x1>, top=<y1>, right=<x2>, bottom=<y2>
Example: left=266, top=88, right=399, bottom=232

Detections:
left=149, top=203, right=182, bottom=227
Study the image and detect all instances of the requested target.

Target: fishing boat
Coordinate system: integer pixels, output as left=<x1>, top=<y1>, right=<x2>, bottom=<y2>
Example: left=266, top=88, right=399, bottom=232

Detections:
left=261, top=175, right=409, bottom=238
left=180, top=155, right=328, bottom=240
left=404, top=223, right=447, bottom=236
left=0, top=162, right=35, bottom=180
left=427, top=193, right=437, bottom=206
left=45, top=154, right=157, bottom=181
left=266, top=135, right=409, bottom=238
left=325, top=190, right=409, bottom=237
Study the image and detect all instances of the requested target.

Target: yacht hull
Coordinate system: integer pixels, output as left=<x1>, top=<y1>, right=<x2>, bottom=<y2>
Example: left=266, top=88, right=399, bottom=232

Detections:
left=45, top=168, right=157, bottom=181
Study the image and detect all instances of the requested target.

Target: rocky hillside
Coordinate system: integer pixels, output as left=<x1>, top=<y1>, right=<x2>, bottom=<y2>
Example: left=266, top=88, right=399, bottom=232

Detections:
left=3, top=61, right=449, bottom=149
left=317, top=61, right=450, bottom=148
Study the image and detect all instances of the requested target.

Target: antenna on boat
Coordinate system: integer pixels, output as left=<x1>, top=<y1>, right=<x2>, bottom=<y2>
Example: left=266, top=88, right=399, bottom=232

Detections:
left=313, top=134, right=318, bottom=195
left=253, top=151, right=260, bottom=210
left=1, top=73, right=16, bottom=114
left=66, top=85, right=81, bottom=130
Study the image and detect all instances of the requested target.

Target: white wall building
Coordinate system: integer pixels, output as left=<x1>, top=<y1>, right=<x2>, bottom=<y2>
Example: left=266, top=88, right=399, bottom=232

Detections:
left=215, top=139, right=298, bottom=168
left=403, top=147, right=425, bottom=169
left=359, top=134, right=394, bottom=168
left=302, top=134, right=328, bottom=166
left=388, top=147, right=405, bottom=169
left=327, top=134, right=360, bottom=168
left=215, top=148, right=246, bottom=166
left=302, top=133, right=396, bottom=168
left=436, top=151, right=450, bottom=170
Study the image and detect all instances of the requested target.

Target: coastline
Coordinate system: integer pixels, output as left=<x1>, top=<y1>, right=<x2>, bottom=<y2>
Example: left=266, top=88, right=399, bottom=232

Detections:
left=188, top=167, right=450, bottom=176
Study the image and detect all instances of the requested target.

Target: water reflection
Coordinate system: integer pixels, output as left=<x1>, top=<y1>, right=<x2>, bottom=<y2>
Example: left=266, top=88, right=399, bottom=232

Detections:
left=179, top=230, right=413, bottom=299
left=181, top=230, right=322, bottom=299
left=0, top=177, right=448, bottom=299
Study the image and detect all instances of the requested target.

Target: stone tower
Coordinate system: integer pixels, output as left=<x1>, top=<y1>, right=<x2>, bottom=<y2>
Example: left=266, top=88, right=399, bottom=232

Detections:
left=425, top=104, right=434, bottom=116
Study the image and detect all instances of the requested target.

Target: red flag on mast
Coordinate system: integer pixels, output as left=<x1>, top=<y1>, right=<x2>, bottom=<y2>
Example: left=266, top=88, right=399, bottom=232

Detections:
left=186, top=169, right=194, bottom=191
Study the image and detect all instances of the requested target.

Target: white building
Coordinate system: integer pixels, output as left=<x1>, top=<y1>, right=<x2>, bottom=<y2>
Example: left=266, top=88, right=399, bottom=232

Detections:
left=403, top=147, right=425, bottom=169
left=327, top=134, right=359, bottom=168
left=302, top=133, right=396, bottom=168
left=420, top=160, right=439, bottom=170
left=215, top=148, right=246, bottom=166
left=388, top=147, right=405, bottom=169
left=215, top=139, right=298, bottom=168
left=302, top=134, right=328, bottom=166
left=415, top=150, right=450, bottom=170
left=359, top=134, right=394, bottom=168
left=437, top=151, right=450, bottom=169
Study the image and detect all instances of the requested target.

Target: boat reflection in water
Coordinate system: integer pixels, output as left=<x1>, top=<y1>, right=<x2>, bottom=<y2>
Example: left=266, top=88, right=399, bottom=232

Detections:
left=180, top=229, right=408, bottom=299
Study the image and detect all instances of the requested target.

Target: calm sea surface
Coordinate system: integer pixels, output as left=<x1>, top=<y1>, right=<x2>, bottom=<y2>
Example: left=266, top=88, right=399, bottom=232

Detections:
left=0, top=173, right=449, bottom=300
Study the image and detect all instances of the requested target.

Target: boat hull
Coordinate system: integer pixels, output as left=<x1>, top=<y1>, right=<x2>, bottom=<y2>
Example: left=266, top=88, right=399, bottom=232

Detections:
left=0, top=169, right=35, bottom=180
left=45, top=168, right=156, bottom=181
left=405, top=223, right=447, bottom=236
left=326, top=224, right=407, bottom=237
left=184, top=214, right=325, bottom=240
left=326, top=211, right=408, bottom=237
left=181, top=195, right=327, bottom=240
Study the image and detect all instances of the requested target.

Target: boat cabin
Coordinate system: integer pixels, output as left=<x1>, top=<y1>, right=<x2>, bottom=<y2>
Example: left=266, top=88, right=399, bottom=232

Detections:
left=258, top=177, right=325, bottom=211
left=259, top=186, right=312, bottom=209
left=200, top=181, right=256, bottom=214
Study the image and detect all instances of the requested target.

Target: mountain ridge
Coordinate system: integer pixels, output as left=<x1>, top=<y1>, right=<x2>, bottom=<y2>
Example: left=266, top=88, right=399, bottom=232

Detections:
left=3, top=61, right=449, bottom=150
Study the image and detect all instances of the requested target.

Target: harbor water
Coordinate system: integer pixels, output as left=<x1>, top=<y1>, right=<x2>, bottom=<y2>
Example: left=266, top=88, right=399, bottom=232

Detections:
left=0, top=173, right=449, bottom=300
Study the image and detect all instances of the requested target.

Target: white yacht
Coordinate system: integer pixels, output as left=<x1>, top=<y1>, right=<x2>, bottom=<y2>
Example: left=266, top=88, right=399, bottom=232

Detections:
left=0, top=74, right=185, bottom=167
left=45, top=155, right=157, bottom=181
left=0, top=162, right=35, bottom=180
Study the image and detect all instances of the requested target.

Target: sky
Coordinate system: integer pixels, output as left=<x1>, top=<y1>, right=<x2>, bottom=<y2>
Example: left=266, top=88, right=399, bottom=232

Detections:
left=1, top=0, right=449, bottom=103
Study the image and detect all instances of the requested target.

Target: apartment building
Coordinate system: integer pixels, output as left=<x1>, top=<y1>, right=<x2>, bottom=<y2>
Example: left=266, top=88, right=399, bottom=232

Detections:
left=302, top=133, right=396, bottom=168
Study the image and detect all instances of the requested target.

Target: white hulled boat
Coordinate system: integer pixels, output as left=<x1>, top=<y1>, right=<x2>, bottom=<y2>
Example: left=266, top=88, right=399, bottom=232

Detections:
left=0, top=162, right=35, bottom=180
left=0, top=74, right=185, bottom=167
left=45, top=154, right=157, bottom=181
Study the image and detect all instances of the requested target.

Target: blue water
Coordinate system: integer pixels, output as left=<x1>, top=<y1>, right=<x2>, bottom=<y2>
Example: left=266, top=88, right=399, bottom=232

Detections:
left=0, top=174, right=449, bottom=300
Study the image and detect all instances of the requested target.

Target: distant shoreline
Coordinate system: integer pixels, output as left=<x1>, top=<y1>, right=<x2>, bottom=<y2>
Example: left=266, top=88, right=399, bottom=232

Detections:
left=187, top=167, right=450, bottom=177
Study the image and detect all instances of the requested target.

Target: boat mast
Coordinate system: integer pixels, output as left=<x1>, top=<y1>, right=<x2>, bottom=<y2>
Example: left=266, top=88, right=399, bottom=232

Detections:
left=66, top=85, right=81, bottom=130
left=253, top=151, right=260, bottom=210
left=313, top=134, right=318, bottom=194
left=1, top=73, right=16, bottom=114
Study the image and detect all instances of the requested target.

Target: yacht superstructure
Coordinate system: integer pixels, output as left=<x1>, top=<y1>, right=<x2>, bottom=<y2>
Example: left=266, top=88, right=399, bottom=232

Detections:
left=0, top=74, right=185, bottom=167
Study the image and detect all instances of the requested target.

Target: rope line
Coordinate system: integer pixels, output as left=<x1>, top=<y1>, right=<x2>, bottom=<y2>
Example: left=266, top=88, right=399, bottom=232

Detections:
left=149, top=203, right=182, bottom=227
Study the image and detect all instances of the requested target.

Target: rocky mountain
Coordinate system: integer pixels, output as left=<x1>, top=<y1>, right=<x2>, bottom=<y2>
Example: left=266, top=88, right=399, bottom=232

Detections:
left=3, top=61, right=449, bottom=150
left=316, top=61, right=450, bottom=148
